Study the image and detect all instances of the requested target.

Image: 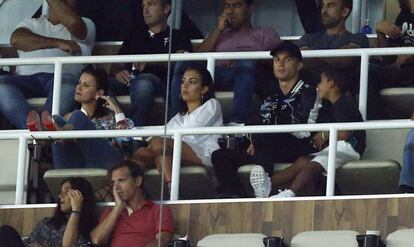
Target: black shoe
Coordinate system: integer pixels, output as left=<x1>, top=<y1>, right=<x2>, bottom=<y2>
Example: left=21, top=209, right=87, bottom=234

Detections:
left=399, top=184, right=414, bottom=193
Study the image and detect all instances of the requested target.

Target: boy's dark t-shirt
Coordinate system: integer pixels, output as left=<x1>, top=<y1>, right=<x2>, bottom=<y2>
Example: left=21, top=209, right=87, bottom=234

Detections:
left=394, top=11, right=414, bottom=47
left=317, top=95, right=366, bottom=156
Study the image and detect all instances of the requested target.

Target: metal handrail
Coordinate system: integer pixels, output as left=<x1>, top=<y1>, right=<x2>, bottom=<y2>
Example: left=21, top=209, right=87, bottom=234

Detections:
left=1, top=47, right=414, bottom=204
left=2, top=119, right=414, bottom=204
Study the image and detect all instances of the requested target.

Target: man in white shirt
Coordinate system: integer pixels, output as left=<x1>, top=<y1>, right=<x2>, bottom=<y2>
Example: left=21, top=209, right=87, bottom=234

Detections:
left=0, top=0, right=95, bottom=129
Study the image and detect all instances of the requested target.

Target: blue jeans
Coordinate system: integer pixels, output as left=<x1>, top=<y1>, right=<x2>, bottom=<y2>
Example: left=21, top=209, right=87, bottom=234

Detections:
left=400, top=129, right=414, bottom=188
left=170, top=60, right=256, bottom=123
left=0, top=73, right=76, bottom=129
left=214, top=60, right=256, bottom=123
left=108, top=73, right=165, bottom=126
left=52, top=110, right=124, bottom=169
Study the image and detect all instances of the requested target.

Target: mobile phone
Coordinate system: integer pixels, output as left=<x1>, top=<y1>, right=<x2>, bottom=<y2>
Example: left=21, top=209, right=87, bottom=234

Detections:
left=96, top=96, right=107, bottom=107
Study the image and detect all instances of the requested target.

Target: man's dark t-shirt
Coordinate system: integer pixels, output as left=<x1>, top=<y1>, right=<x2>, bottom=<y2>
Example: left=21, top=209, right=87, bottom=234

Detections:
left=118, top=26, right=192, bottom=81
left=296, top=31, right=369, bottom=49
left=317, top=95, right=366, bottom=156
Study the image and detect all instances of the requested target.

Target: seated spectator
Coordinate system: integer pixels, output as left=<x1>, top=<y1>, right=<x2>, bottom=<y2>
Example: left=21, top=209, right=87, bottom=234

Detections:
left=297, top=0, right=368, bottom=86
left=91, top=160, right=173, bottom=247
left=52, top=67, right=133, bottom=169
left=367, top=0, right=414, bottom=119
left=298, top=0, right=368, bottom=51
left=250, top=67, right=366, bottom=198
left=0, top=0, right=95, bottom=130
left=0, top=177, right=98, bottom=246
left=77, top=0, right=203, bottom=41
left=109, top=0, right=192, bottom=126
left=212, top=41, right=321, bottom=198
left=131, top=66, right=222, bottom=191
left=295, top=0, right=324, bottom=34
left=399, top=112, right=414, bottom=193
left=171, top=0, right=281, bottom=123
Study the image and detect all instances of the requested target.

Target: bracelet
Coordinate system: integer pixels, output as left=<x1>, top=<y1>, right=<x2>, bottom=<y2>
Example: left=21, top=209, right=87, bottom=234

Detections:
left=321, top=131, right=326, bottom=141
left=71, top=210, right=81, bottom=215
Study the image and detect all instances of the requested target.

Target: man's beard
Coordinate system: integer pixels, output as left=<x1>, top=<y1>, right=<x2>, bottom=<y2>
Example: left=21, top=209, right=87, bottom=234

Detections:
left=322, top=16, right=342, bottom=29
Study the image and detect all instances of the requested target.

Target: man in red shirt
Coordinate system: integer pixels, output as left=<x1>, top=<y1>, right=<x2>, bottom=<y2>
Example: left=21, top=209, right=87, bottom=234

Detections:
left=91, top=160, right=173, bottom=247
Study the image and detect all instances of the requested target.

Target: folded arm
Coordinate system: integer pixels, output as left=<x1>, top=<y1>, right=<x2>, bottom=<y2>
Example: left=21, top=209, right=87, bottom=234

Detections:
left=10, top=27, right=80, bottom=54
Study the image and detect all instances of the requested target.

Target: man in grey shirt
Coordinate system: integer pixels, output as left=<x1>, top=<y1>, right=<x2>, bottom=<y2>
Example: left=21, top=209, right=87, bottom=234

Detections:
left=297, top=0, right=368, bottom=50
left=296, top=0, right=368, bottom=87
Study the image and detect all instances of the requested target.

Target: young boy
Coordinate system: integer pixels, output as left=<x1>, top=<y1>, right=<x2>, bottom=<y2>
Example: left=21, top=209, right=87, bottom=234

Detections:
left=250, top=67, right=366, bottom=198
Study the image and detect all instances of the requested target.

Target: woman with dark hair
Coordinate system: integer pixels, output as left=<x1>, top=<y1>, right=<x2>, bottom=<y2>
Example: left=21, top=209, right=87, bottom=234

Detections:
left=52, top=66, right=133, bottom=169
left=131, top=65, right=223, bottom=190
left=0, top=177, right=98, bottom=247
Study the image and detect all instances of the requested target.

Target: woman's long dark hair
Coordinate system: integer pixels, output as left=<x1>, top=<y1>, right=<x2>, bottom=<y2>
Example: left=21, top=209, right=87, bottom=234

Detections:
left=79, top=66, right=110, bottom=119
left=178, top=64, right=215, bottom=115
left=48, top=177, right=98, bottom=241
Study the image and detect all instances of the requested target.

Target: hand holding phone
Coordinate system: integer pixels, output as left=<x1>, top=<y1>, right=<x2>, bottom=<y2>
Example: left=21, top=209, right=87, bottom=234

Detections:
left=96, top=95, right=122, bottom=114
left=217, top=13, right=231, bottom=31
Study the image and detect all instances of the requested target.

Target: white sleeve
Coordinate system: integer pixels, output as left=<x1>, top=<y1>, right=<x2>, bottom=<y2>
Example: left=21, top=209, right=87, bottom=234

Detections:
left=292, top=90, right=322, bottom=139
left=74, top=17, right=96, bottom=56
left=15, top=18, right=36, bottom=31
left=183, top=99, right=223, bottom=128
left=166, top=115, right=179, bottom=129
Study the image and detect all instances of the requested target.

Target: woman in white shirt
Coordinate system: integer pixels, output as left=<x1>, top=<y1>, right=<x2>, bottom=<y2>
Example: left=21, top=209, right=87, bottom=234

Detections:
left=131, top=65, right=223, bottom=190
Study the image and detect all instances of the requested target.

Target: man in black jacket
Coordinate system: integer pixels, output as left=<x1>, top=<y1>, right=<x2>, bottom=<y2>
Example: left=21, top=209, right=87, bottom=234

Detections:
left=211, top=41, right=321, bottom=198
left=108, top=0, right=192, bottom=126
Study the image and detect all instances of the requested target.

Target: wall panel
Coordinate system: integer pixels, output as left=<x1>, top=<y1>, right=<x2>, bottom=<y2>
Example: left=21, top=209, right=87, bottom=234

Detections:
left=2, top=197, right=414, bottom=243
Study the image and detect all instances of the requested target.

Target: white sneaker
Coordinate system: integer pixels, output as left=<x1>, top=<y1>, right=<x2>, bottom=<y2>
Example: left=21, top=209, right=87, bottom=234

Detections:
left=250, top=165, right=271, bottom=198
left=270, top=189, right=296, bottom=198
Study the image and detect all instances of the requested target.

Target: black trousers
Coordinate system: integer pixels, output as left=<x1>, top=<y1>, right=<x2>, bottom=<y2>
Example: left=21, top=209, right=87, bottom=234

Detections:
left=212, top=148, right=252, bottom=197
left=212, top=133, right=315, bottom=197
left=0, top=225, right=25, bottom=247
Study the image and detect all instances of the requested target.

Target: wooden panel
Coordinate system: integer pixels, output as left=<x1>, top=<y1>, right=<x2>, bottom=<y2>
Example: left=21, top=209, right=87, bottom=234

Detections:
left=2, top=197, right=414, bottom=244
left=0, top=208, right=52, bottom=236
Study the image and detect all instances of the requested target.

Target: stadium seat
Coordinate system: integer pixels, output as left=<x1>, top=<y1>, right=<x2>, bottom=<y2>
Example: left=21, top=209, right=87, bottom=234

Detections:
left=380, top=87, right=414, bottom=119
left=215, top=92, right=261, bottom=123
left=290, top=230, right=359, bottom=247
left=144, top=166, right=217, bottom=200
left=386, top=229, right=414, bottom=247
left=336, top=160, right=400, bottom=194
left=197, top=233, right=268, bottom=247
left=43, top=168, right=108, bottom=199
left=363, top=128, right=408, bottom=165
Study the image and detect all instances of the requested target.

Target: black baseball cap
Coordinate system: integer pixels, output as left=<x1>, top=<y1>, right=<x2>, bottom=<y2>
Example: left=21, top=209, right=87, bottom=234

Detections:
left=270, top=40, right=303, bottom=61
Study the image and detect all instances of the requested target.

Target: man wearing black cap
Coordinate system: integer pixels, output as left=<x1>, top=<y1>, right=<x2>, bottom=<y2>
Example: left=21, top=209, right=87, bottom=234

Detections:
left=211, top=41, right=321, bottom=198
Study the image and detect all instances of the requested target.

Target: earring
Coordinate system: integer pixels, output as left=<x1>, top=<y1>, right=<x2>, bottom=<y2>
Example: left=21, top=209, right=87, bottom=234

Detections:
left=201, top=94, right=204, bottom=102
left=179, top=94, right=182, bottom=99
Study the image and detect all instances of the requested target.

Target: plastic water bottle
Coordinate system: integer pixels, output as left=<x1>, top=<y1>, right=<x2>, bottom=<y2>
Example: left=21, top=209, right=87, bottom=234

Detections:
left=361, top=19, right=372, bottom=34
left=130, top=63, right=138, bottom=81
